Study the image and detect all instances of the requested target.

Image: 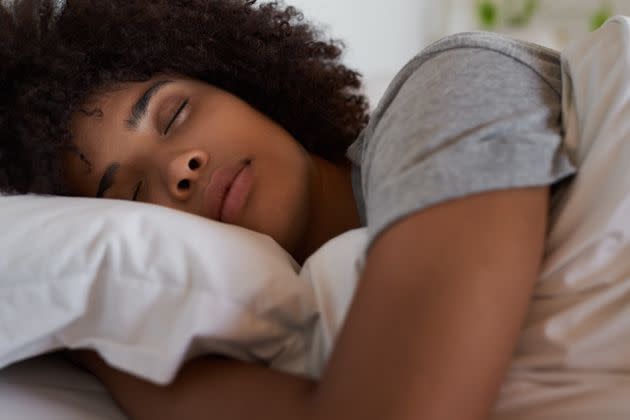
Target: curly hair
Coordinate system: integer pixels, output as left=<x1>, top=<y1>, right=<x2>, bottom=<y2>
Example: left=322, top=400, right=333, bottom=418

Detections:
left=0, top=0, right=370, bottom=194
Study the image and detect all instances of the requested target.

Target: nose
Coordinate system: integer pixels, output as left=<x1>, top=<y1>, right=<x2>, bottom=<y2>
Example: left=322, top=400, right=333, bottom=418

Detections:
left=165, top=149, right=209, bottom=200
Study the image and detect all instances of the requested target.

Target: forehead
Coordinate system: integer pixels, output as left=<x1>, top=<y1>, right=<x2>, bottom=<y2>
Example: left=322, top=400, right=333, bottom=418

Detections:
left=65, top=82, right=143, bottom=196
left=75, top=82, right=138, bottom=128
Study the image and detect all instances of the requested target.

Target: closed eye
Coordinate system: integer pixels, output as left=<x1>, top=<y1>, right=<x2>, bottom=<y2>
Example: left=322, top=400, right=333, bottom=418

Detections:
left=164, top=99, right=189, bottom=134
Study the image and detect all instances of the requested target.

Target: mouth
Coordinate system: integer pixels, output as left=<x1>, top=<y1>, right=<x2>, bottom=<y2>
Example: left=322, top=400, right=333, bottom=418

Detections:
left=203, top=159, right=253, bottom=223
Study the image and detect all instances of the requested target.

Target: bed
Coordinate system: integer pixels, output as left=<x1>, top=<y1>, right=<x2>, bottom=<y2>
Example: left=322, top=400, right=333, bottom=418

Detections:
left=0, top=354, right=125, bottom=420
left=2, top=15, right=630, bottom=420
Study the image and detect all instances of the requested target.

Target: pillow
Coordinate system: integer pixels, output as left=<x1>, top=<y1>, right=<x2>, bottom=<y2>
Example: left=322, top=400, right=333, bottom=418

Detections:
left=0, top=194, right=319, bottom=384
left=491, top=15, right=630, bottom=419
left=518, top=15, right=630, bottom=368
left=290, top=227, right=366, bottom=377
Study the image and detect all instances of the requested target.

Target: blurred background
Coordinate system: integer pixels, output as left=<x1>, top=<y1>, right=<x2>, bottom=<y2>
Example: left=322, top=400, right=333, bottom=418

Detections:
left=287, top=0, right=630, bottom=107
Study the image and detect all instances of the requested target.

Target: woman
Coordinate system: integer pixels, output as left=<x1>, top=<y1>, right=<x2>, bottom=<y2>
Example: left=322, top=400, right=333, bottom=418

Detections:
left=0, top=1, right=576, bottom=419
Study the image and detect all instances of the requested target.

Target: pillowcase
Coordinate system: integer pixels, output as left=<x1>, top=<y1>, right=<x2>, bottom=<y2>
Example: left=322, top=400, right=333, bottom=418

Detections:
left=292, top=227, right=366, bottom=377
left=491, top=15, right=630, bottom=419
left=517, top=15, right=630, bottom=368
left=0, top=194, right=319, bottom=384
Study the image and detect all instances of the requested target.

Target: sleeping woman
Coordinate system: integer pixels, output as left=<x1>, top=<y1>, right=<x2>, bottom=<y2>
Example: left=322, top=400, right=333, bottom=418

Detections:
left=0, top=0, right=577, bottom=419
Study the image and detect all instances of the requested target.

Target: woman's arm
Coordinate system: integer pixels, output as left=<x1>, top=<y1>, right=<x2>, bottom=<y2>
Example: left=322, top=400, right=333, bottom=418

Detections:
left=74, top=186, right=549, bottom=420
left=69, top=351, right=315, bottom=420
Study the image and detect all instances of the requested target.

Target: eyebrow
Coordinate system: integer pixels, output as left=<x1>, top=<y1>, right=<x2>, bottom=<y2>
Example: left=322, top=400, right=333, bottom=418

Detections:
left=95, top=79, right=173, bottom=198
left=124, top=79, right=173, bottom=130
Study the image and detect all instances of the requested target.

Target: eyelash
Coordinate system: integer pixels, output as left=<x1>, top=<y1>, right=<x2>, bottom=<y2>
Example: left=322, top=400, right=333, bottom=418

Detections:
left=132, top=181, right=143, bottom=201
left=163, top=98, right=189, bottom=135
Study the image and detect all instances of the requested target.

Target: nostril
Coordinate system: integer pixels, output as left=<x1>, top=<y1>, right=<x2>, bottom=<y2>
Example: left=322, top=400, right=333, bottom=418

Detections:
left=188, top=158, right=200, bottom=170
left=177, top=179, right=190, bottom=190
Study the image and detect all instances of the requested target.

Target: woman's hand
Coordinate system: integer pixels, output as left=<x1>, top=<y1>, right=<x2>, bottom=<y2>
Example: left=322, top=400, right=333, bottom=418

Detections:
left=64, top=350, right=316, bottom=420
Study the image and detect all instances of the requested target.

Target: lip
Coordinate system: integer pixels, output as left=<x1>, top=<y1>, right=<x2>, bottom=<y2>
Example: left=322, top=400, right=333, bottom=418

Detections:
left=203, top=159, right=252, bottom=222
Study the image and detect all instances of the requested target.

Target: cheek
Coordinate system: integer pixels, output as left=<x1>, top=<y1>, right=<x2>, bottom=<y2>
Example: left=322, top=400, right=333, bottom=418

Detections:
left=255, top=151, right=310, bottom=214
left=243, top=147, right=312, bottom=249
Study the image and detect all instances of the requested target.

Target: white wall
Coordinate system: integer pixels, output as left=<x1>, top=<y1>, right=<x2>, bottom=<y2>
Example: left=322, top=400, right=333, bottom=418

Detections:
left=441, top=0, right=630, bottom=50
left=287, top=0, right=429, bottom=106
left=284, top=0, right=630, bottom=105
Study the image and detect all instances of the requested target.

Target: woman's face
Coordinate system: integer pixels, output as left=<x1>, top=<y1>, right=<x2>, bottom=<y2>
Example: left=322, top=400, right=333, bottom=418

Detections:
left=65, top=75, right=315, bottom=253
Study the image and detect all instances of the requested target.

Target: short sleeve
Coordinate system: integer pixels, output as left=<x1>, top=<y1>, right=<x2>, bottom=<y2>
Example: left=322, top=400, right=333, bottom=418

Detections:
left=358, top=46, right=577, bottom=251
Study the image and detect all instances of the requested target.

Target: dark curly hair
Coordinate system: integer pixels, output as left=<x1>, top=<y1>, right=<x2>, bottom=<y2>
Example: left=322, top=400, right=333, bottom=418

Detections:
left=0, top=0, right=369, bottom=194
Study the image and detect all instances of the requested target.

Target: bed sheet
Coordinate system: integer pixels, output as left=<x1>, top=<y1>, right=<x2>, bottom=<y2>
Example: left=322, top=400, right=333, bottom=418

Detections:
left=2, top=355, right=630, bottom=420
left=0, top=353, right=124, bottom=420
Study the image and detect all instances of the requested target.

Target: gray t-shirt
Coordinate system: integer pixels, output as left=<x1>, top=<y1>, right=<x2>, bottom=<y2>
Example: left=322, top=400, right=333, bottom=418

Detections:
left=346, top=32, right=577, bottom=252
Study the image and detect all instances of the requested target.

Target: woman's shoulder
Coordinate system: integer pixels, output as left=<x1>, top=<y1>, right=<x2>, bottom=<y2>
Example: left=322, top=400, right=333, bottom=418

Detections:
left=422, top=31, right=560, bottom=62
left=374, top=32, right=561, bottom=120
left=347, top=31, right=564, bottom=166
left=345, top=32, right=575, bottom=249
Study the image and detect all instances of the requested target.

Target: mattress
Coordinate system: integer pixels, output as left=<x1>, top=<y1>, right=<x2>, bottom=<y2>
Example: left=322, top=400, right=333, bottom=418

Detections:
left=0, top=353, right=125, bottom=420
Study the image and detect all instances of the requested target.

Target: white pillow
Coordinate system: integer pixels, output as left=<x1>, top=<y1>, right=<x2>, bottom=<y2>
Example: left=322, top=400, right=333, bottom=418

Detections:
left=0, top=194, right=319, bottom=384
left=491, top=16, right=630, bottom=419
left=292, top=227, right=366, bottom=377
left=518, top=15, right=630, bottom=369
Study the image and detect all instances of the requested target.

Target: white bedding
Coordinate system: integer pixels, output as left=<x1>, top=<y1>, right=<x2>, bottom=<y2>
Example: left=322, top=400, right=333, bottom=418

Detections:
left=491, top=15, right=630, bottom=419
left=0, top=227, right=368, bottom=420
left=0, top=354, right=124, bottom=420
